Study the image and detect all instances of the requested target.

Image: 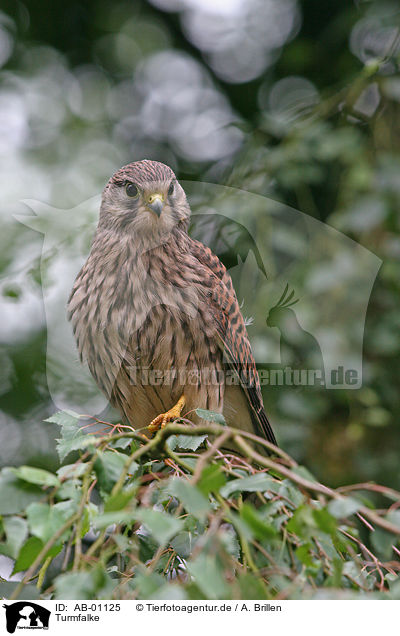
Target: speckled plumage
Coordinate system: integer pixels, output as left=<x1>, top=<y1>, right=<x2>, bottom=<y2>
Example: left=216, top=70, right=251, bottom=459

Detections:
left=68, top=160, right=277, bottom=446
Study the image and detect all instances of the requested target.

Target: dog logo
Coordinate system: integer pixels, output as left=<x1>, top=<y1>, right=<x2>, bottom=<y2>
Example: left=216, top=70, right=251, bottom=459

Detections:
left=3, top=602, right=50, bottom=633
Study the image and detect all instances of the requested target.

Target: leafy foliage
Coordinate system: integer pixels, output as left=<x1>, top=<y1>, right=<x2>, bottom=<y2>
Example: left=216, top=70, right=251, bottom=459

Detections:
left=0, top=0, right=399, bottom=500
left=0, top=0, right=399, bottom=603
left=0, top=410, right=399, bottom=600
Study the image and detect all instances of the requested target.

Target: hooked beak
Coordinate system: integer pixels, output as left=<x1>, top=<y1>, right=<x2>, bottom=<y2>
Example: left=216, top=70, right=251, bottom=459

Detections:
left=146, top=193, right=164, bottom=218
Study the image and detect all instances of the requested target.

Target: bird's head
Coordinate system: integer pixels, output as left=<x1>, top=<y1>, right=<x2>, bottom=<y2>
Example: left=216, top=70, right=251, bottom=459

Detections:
left=99, top=160, right=190, bottom=243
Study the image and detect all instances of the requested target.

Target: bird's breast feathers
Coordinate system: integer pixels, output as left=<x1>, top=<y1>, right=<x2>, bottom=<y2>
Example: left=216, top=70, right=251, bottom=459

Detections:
left=68, top=244, right=217, bottom=378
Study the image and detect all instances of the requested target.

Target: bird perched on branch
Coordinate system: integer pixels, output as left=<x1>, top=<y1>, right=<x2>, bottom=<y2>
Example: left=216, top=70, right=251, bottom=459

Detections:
left=68, top=160, right=277, bottom=447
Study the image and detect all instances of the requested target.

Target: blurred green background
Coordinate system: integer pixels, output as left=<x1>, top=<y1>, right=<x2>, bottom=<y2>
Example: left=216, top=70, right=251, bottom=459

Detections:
left=0, top=0, right=399, bottom=489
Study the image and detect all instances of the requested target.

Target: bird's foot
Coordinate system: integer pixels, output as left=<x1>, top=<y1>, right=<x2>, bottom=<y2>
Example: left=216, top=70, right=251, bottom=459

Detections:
left=148, top=395, right=186, bottom=433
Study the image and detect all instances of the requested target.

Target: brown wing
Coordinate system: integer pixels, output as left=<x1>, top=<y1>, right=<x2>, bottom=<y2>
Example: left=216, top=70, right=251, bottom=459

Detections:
left=190, top=238, right=277, bottom=446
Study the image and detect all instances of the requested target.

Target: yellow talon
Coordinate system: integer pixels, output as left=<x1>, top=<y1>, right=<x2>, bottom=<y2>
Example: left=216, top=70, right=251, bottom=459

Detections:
left=148, top=395, right=186, bottom=433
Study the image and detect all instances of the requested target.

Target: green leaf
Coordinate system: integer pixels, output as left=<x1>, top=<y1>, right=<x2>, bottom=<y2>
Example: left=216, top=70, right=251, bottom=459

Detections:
left=237, top=573, right=269, bottom=600
left=45, top=409, right=82, bottom=427
left=50, top=500, right=78, bottom=537
left=0, top=468, right=43, bottom=514
left=46, top=410, right=96, bottom=461
left=26, top=503, right=50, bottom=541
left=195, top=409, right=226, bottom=425
left=312, top=508, right=338, bottom=536
left=325, top=558, right=344, bottom=587
left=328, top=497, right=361, bottom=518
left=55, top=568, right=115, bottom=599
left=167, top=434, right=208, bottom=451
left=56, top=479, right=81, bottom=503
left=81, top=507, right=90, bottom=538
left=371, top=527, right=397, bottom=560
left=26, top=500, right=76, bottom=543
left=240, top=504, right=277, bottom=540
left=13, top=537, right=62, bottom=573
left=198, top=464, right=226, bottom=495
left=167, top=478, right=211, bottom=520
left=220, top=473, right=276, bottom=498
left=14, top=537, right=42, bottom=573
left=93, top=509, right=135, bottom=529
left=57, top=463, right=87, bottom=480
left=187, top=555, right=229, bottom=599
left=136, top=508, right=183, bottom=545
left=148, top=583, right=187, bottom=600
left=138, top=533, right=159, bottom=563
left=111, top=437, right=133, bottom=450
left=94, top=451, right=127, bottom=493
left=131, top=569, right=165, bottom=599
left=11, top=466, right=60, bottom=488
left=228, top=511, right=253, bottom=542
left=286, top=505, right=316, bottom=538
left=387, top=510, right=400, bottom=529
left=220, top=525, right=241, bottom=559
left=0, top=581, right=40, bottom=599
left=342, top=561, right=367, bottom=587
left=291, top=465, right=319, bottom=483
left=295, top=543, right=315, bottom=567
left=104, top=486, right=138, bottom=513
left=0, top=516, right=28, bottom=559
left=113, top=534, right=130, bottom=552
left=170, top=532, right=196, bottom=559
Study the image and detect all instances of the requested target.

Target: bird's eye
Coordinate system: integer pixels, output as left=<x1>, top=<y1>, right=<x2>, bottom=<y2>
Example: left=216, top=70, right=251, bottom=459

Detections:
left=168, top=181, right=175, bottom=197
left=125, top=182, right=139, bottom=198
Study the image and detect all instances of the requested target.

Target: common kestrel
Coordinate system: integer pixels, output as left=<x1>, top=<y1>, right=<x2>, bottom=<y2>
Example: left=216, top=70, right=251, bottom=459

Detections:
left=68, top=160, right=277, bottom=447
